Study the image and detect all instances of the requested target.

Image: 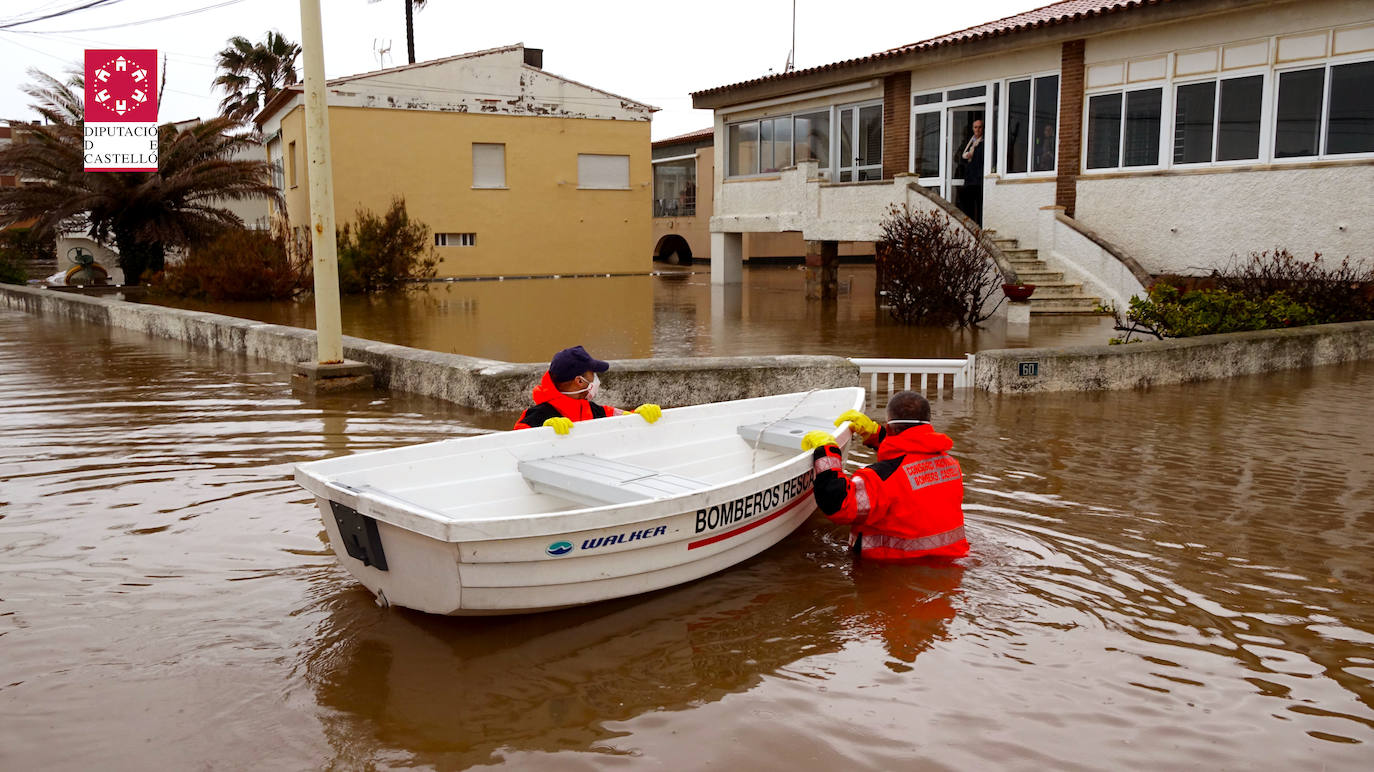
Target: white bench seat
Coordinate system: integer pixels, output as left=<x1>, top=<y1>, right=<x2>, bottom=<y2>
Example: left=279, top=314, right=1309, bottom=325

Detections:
left=736, top=416, right=839, bottom=454
left=518, top=454, right=710, bottom=506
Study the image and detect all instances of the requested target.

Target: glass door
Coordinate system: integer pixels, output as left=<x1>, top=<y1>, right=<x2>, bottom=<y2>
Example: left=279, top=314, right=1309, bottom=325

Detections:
left=837, top=102, right=883, bottom=182
left=946, top=105, right=986, bottom=202
left=913, top=105, right=943, bottom=192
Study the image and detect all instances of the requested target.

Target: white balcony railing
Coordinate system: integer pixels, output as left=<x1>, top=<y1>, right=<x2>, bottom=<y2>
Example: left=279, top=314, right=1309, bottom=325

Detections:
left=849, top=356, right=976, bottom=408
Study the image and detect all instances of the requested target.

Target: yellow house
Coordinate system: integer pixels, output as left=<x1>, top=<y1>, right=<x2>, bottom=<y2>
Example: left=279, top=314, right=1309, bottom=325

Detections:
left=255, top=44, right=655, bottom=279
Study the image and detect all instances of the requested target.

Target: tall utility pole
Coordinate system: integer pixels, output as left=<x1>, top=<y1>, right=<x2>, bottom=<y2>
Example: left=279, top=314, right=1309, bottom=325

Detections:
left=293, top=0, right=372, bottom=392
left=300, top=0, right=342, bottom=364
left=786, top=0, right=796, bottom=72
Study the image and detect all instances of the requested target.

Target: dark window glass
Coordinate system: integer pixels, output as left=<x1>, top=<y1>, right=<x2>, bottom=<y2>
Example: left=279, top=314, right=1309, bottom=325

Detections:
left=1217, top=75, right=1263, bottom=161
left=913, top=92, right=942, bottom=106
left=1032, top=75, right=1059, bottom=172
left=948, top=85, right=986, bottom=100
left=991, top=81, right=1000, bottom=173
left=1174, top=81, right=1216, bottom=164
left=1123, top=88, right=1162, bottom=167
left=913, top=112, right=940, bottom=177
left=727, top=122, right=758, bottom=176
left=1327, top=60, right=1374, bottom=155
left=1274, top=68, right=1324, bottom=158
left=793, top=111, right=829, bottom=168
left=858, top=104, right=883, bottom=170
left=1007, top=79, right=1031, bottom=173
left=1087, top=93, right=1123, bottom=169
left=759, top=119, right=774, bottom=172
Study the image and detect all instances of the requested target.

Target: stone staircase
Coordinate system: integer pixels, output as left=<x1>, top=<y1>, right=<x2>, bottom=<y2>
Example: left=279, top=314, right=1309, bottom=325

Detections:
left=988, top=232, right=1110, bottom=316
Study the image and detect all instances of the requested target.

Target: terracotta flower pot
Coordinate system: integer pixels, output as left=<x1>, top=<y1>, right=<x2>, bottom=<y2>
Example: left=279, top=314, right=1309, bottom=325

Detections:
left=1002, top=283, right=1036, bottom=301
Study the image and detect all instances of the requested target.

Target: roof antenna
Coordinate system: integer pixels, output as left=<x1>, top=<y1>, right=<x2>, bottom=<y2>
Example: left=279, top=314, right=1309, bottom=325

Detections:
left=784, top=0, right=796, bottom=72
left=373, top=38, right=392, bottom=69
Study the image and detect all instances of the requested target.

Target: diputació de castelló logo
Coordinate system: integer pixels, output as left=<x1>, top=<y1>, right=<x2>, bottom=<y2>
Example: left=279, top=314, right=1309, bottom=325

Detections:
left=83, top=49, right=158, bottom=172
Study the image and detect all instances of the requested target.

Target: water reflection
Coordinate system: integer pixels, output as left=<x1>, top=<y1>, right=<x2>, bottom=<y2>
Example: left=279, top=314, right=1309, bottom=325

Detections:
left=136, top=266, right=1117, bottom=362
left=3, top=309, right=1372, bottom=769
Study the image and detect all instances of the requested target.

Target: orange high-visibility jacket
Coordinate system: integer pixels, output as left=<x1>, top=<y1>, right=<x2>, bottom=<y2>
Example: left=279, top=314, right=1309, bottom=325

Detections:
left=812, top=425, right=969, bottom=560
left=513, top=371, right=625, bottom=430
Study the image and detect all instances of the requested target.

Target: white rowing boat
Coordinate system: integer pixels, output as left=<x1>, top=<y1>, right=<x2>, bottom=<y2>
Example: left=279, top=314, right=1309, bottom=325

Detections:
left=294, top=387, right=864, bottom=615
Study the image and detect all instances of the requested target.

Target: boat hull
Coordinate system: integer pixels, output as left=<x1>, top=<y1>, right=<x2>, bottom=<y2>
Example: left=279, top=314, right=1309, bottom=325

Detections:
left=316, top=461, right=819, bottom=615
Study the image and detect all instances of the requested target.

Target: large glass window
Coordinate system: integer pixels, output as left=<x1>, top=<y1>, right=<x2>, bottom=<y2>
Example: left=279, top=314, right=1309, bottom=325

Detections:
left=1006, top=75, right=1058, bottom=173
left=857, top=104, right=883, bottom=178
left=1275, top=61, right=1374, bottom=158
left=729, top=116, right=793, bottom=175
left=913, top=111, right=940, bottom=177
left=727, top=122, right=758, bottom=176
left=1328, top=60, right=1374, bottom=155
left=653, top=158, right=696, bottom=217
left=1032, top=76, right=1059, bottom=172
left=1174, top=76, right=1262, bottom=164
left=1087, top=88, right=1160, bottom=169
left=793, top=111, right=829, bottom=168
left=1086, top=93, right=1123, bottom=169
left=1006, top=79, right=1031, bottom=173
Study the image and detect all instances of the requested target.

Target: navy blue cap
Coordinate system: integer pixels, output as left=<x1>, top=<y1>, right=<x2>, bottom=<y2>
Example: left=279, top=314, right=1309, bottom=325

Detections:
left=549, top=345, right=610, bottom=383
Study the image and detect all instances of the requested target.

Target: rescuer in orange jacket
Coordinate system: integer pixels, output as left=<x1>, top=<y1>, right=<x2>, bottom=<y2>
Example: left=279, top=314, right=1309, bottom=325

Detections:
left=513, top=345, right=661, bottom=434
left=801, top=390, right=969, bottom=561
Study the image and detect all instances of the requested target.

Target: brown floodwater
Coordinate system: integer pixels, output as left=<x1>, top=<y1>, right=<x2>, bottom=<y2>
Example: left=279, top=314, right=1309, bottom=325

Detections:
left=134, top=265, right=1118, bottom=362
left=2, top=305, right=1373, bottom=770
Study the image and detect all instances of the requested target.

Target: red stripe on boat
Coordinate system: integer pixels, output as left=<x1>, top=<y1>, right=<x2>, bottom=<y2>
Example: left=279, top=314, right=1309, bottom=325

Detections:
left=687, top=494, right=812, bottom=550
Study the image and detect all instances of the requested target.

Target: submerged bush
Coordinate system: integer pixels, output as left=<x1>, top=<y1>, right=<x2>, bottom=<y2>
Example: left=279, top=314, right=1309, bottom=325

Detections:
left=1111, top=283, right=1316, bottom=343
left=875, top=204, right=1000, bottom=328
left=1213, top=249, right=1374, bottom=323
left=0, top=227, right=55, bottom=285
left=149, top=227, right=307, bottom=301
left=336, top=197, right=437, bottom=294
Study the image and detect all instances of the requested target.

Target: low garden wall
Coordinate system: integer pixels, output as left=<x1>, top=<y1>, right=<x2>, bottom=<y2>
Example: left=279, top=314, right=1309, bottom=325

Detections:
left=975, top=320, right=1374, bottom=393
left=0, top=285, right=856, bottom=412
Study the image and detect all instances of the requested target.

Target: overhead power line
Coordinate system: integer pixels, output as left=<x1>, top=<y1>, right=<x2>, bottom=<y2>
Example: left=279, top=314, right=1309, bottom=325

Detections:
left=6, top=0, right=246, bottom=34
left=0, top=0, right=127, bottom=31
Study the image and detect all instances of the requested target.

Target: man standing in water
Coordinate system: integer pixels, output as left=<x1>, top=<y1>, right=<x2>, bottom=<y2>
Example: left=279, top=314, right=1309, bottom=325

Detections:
left=513, top=345, right=661, bottom=434
left=802, top=391, right=969, bottom=560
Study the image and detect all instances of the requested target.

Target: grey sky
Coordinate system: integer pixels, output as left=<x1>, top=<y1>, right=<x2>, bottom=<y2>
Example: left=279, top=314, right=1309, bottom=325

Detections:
left=1, top=0, right=1046, bottom=140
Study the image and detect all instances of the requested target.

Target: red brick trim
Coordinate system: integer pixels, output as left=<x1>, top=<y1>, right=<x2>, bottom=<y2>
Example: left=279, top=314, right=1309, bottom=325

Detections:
left=1057, top=39, right=1085, bottom=217
left=883, top=74, right=911, bottom=179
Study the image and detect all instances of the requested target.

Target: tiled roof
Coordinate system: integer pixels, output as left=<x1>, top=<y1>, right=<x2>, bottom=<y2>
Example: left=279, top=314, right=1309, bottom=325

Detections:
left=652, top=127, right=714, bottom=148
left=692, top=0, right=1178, bottom=98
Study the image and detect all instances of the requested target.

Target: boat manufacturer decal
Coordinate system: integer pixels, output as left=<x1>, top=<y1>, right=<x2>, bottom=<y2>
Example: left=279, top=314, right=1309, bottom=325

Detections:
left=689, top=469, right=815, bottom=550
left=546, top=541, right=574, bottom=557
left=581, top=524, right=668, bottom=551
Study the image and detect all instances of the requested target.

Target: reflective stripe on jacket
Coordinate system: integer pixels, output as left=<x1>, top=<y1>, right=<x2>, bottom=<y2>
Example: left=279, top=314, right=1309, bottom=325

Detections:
left=811, top=424, right=969, bottom=560
left=513, top=371, right=623, bottom=430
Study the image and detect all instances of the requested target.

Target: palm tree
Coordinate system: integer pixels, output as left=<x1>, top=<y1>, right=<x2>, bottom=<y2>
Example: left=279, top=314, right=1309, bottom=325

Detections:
left=213, top=31, right=301, bottom=124
left=0, top=69, right=282, bottom=285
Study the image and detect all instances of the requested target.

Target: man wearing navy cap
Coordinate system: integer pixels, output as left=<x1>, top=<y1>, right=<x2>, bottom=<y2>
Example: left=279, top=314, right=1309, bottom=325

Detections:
left=513, top=345, right=662, bottom=434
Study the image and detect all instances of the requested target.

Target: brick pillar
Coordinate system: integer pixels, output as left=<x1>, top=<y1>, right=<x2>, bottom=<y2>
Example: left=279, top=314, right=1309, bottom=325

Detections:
left=882, top=74, right=911, bottom=180
left=1057, top=39, right=1085, bottom=218
left=805, top=240, right=838, bottom=300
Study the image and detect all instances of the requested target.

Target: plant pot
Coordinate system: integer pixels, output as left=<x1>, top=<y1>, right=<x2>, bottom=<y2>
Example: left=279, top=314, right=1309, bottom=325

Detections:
left=1002, top=283, right=1036, bottom=301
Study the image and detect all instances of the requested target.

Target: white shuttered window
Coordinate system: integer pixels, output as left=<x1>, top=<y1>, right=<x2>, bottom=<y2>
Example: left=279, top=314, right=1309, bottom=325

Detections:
left=472, top=143, right=506, bottom=188
left=577, top=153, right=630, bottom=189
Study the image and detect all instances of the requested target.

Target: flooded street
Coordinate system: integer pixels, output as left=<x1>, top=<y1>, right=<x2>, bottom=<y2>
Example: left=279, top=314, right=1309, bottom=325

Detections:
left=2, top=306, right=1372, bottom=770
left=136, top=265, right=1117, bottom=362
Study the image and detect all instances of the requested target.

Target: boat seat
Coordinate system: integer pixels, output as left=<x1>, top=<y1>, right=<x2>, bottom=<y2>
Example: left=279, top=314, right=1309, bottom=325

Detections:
left=518, top=454, right=710, bottom=506
left=736, top=416, right=840, bottom=453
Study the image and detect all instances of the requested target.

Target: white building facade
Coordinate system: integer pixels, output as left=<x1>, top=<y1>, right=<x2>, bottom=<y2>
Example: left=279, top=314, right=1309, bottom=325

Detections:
left=693, top=0, right=1373, bottom=299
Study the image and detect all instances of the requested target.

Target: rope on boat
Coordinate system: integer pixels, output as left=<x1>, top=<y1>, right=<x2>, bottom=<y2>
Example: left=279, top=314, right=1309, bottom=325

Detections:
left=750, top=388, right=819, bottom=473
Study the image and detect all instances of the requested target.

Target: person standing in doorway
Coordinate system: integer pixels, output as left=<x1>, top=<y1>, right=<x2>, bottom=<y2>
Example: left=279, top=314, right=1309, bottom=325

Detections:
left=958, top=119, right=985, bottom=227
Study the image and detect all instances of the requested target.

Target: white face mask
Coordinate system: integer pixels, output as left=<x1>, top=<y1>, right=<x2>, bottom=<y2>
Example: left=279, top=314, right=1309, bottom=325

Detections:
left=559, top=373, right=600, bottom=400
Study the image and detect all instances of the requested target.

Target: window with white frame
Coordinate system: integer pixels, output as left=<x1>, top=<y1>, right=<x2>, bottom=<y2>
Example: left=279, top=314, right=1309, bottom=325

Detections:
left=1005, top=74, right=1059, bottom=174
left=435, top=233, right=476, bottom=247
left=577, top=154, right=630, bottom=189
left=472, top=143, right=506, bottom=188
left=1173, top=74, right=1264, bottom=164
left=1274, top=59, right=1374, bottom=158
left=1086, top=87, right=1163, bottom=169
left=726, top=107, right=849, bottom=178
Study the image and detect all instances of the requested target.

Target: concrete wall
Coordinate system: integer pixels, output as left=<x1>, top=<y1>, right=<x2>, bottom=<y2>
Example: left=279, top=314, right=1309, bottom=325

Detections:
left=0, top=285, right=857, bottom=412
left=975, top=320, right=1374, bottom=393
left=1075, top=165, right=1374, bottom=275
left=1036, top=207, right=1150, bottom=311
left=984, top=180, right=1056, bottom=249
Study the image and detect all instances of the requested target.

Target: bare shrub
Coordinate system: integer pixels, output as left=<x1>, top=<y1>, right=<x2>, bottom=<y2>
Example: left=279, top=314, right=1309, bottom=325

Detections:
left=875, top=204, right=1001, bottom=327
left=150, top=226, right=307, bottom=301
left=1213, top=249, right=1374, bottom=323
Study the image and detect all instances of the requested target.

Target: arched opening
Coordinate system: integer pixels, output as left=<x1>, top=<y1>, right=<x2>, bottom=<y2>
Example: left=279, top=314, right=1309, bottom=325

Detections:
left=652, top=234, right=694, bottom=265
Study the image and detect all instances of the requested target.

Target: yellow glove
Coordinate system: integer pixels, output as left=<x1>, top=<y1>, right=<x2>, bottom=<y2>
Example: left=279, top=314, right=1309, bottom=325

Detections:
left=543, top=416, right=573, bottom=435
left=634, top=403, right=662, bottom=424
left=801, top=430, right=838, bottom=451
left=834, top=409, right=880, bottom=439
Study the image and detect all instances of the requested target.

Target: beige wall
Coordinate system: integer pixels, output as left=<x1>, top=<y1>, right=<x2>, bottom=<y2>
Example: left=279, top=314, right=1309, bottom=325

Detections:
left=279, top=105, right=651, bottom=278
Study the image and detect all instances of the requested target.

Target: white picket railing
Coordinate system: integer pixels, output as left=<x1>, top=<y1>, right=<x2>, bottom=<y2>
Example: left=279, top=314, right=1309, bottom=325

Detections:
left=849, top=355, right=976, bottom=408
